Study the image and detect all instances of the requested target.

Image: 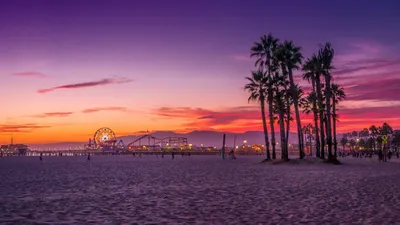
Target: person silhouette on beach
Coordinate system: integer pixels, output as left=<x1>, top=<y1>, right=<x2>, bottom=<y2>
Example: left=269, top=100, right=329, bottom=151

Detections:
left=378, top=149, right=383, bottom=162
left=87, top=153, right=91, bottom=162
left=39, top=152, right=43, bottom=161
left=172, top=152, right=175, bottom=160
left=230, top=150, right=236, bottom=159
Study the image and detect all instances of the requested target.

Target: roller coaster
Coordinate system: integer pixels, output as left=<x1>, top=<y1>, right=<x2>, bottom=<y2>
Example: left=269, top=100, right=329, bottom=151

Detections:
left=84, top=127, right=189, bottom=151
left=126, top=134, right=188, bottom=150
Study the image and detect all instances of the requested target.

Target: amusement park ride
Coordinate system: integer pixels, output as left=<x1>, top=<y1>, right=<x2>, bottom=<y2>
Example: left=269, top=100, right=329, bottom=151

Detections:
left=84, top=127, right=189, bottom=151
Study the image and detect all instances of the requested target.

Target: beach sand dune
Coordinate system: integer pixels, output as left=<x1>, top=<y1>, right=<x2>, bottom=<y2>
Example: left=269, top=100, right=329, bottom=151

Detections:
left=1, top=155, right=399, bottom=224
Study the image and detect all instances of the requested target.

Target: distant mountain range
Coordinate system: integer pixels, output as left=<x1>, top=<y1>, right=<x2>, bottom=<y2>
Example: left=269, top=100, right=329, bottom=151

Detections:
left=27, top=130, right=309, bottom=149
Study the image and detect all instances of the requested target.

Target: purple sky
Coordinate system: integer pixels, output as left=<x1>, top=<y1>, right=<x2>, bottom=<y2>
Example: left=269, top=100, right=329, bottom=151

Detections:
left=1, top=0, right=400, bottom=143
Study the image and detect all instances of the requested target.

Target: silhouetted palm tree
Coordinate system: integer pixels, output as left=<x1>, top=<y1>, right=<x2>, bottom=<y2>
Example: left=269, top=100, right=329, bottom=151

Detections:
left=392, top=131, right=400, bottom=152
left=331, top=83, right=346, bottom=157
left=340, top=134, right=348, bottom=152
left=351, top=131, right=358, bottom=139
left=359, top=128, right=369, bottom=147
left=349, top=139, right=357, bottom=151
left=319, top=43, right=335, bottom=160
left=303, top=55, right=321, bottom=157
left=289, top=85, right=304, bottom=151
left=312, top=49, right=326, bottom=158
left=245, top=70, right=271, bottom=160
left=273, top=87, right=288, bottom=160
left=299, top=94, right=313, bottom=154
left=275, top=41, right=304, bottom=159
left=251, top=34, right=279, bottom=159
left=381, top=122, right=393, bottom=160
left=251, top=34, right=279, bottom=70
left=369, top=125, right=378, bottom=150
left=266, top=75, right=280, bottom=159
left=283, top=77, right=292, bottom=150
left=381, top=122, right=393, bottom=136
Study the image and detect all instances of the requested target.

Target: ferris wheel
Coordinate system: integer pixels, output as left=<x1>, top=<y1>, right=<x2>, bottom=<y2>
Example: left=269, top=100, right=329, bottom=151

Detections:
left=93, top=127, right=116, bottom=147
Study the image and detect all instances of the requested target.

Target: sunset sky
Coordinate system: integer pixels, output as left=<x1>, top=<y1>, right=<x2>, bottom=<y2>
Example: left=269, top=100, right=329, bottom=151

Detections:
left=1, top=0, right=400, bottom=144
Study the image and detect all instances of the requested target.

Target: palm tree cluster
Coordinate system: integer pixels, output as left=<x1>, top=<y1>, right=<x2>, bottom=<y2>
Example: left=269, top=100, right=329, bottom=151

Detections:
left=245, top=33, right=346, bottom=161
left=340, top=123, right=397, bottom=152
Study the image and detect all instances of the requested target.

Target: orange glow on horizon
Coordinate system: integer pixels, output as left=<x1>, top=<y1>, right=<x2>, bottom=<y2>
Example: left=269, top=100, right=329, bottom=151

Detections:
left=2, top=113, right=399, bottom=145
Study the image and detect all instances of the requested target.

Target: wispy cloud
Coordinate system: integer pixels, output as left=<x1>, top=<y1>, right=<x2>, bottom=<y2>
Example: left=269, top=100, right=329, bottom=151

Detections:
left=335, top=105, right=400, bottom=131
left=82, top=107, right=127, bottom=113
left=154, top=106, right=261, bottom=131
left=133, top=130, right=152, bottom=135
left=0, top=123, right=51, bottom=133
left=333, top=59, right=400, bottom=76
left=198, top=115, right=214, bottom=119
left=37, top=77, right=132, bottom=94
left=350, top=42, right=385, bottom=55
left=345, top=77, right=400, bottom=101
left=330, top=40, right=400, bottom=108
left=12, top=72, right=46, bottom=78
left=340, top=100, right=400, bottom=109
left=29, top=107, right=129, bottom=119
left=31, top=112, right=74, bottom=118
left=335, top=40, right=387, bottom=66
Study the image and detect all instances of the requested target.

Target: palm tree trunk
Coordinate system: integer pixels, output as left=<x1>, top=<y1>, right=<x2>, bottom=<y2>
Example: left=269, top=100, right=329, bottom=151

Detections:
left=325, top=77, right=333, bottom=160
left=286, top=117, right=290, bottom=152
left=268, top=94, right=277, bottom=159
left=325, top=116, right=328, bottom=143
left=279, top=110, right=288, bottom=160
left=305, top=129, right=309, bottom=155
left=266, top=51, right=276, bottom=160
left=309, top=130, right=312, bottom=156
left=260, top=95, right=271, bottom=160
left=333, top=100, right=337, bottom=158
left=285, top=87, right=290, bottom=152
left=311, top=77, right=320, bottom=157
left=315, top=74, right=325, bottom=159
left=303, top=129, right=307, bottom=155
left=288, top=69, right=304, bottom=159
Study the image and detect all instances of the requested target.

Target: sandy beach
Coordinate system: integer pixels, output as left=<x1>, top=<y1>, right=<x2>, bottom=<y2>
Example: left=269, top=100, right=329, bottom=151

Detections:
left=1, top=155, right=400, bottom=224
